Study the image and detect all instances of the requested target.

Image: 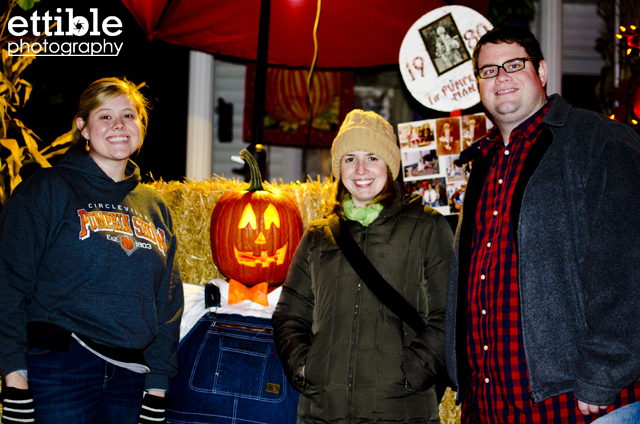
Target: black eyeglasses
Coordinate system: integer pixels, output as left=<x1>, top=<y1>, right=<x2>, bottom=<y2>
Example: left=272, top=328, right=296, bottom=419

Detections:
left=475, top=57, right=533, bottom=79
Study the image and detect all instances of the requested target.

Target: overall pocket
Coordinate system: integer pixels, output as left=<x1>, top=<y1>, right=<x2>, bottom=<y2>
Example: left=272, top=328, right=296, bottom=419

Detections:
left=189, top=317, right=288, bottom=402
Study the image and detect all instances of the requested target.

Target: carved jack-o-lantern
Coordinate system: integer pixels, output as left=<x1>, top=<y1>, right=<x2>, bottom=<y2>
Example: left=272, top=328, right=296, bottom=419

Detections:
left=210, top=149, right=303, bottom=287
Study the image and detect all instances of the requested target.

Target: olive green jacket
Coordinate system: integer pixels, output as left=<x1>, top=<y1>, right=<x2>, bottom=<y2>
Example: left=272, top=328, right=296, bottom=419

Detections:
left=273, top=190, right=453, bottom=423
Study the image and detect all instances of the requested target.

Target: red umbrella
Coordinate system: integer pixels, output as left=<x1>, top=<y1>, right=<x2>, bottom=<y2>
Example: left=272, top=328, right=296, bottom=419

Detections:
left=121, top=0, right=490, bottom=69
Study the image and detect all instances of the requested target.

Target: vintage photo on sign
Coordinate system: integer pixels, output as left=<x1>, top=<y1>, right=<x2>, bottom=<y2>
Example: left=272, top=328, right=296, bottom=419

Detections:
left=435, top=117, right=461, bottom=156
left=461, top=113, right=488, bottom=148
left=419, top=14, right=470, bottom=76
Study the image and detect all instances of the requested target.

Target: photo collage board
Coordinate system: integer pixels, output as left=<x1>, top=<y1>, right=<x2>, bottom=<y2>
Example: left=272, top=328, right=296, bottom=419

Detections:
left=398, top=113, right=491, bottom=215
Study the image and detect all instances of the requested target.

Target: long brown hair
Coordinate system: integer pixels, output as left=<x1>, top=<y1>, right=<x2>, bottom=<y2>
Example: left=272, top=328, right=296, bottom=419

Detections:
left=70, top=77, right=150, bottom=152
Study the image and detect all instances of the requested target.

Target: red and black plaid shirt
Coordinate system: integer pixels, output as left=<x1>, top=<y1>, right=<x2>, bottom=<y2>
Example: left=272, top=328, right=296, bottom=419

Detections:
left=462, top=100, right=640, bottom=423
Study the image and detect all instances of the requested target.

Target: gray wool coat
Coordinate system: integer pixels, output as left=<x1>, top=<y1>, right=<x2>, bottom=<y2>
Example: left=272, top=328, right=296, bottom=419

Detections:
left=446, top=94, right=640, bottom=406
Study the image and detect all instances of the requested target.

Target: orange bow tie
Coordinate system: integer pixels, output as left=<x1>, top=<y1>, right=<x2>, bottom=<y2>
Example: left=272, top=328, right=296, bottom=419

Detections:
left=228, top=279, right=269, bottom=307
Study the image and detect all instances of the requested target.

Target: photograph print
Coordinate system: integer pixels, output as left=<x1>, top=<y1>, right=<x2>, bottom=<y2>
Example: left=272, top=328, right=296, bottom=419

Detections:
left=404, top=178, right=448, bottom=209
left=398, top=119, right=436, bottom=150
left=435, top=116, right=461, bottom=156
left=402, top=149, right=440, bottom=181
left=419, top=13, right=470, bottom=76
left=461, top=113, right=489, bottom=148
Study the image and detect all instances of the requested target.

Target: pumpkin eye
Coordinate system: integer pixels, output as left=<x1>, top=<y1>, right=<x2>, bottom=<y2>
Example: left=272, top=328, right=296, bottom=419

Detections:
left=264, top=204, right=280, bottom=230
left=238, top=204, right=257, bottom=229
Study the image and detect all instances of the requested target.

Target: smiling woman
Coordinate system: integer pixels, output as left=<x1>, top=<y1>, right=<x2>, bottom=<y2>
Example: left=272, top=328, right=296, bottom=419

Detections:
left=272, top=109, right=454, bottom=424
left=0, top=77, right=184, bottom=424
left=339, top=151, right=389, bottom=207
left=71, top=78, right=150, bottom=181
left=7, top=0, right=189, bottom=187
left=77, top=94, right=143, bottom=181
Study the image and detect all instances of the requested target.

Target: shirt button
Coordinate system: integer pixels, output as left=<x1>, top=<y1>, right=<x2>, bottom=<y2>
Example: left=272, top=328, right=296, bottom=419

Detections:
left=487, top=242, right=491, bottom=247
left=504, top=150, right=510, bottom=156
left=485, top=378, right=490, bottom=383
left=482, top=309, right=487, bottom=315
left=484, top=345, right=488, bottom=351
left=498, top=179, right=503, bottom=184
left=480, top=275, right=485, bottom=280
left=493, top=211, right=498, bottom=216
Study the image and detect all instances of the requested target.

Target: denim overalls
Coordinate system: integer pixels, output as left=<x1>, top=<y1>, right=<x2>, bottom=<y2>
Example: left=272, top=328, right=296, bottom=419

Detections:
left=166, top=312, right=299, bottom=424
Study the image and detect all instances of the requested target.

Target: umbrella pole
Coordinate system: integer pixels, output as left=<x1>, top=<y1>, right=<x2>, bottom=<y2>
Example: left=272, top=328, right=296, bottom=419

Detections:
left=246, top=0, right=271, bottom=182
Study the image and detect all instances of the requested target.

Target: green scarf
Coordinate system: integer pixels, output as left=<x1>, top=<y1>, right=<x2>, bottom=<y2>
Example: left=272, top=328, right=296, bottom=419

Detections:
left=343, top=198, right=383, bottom=227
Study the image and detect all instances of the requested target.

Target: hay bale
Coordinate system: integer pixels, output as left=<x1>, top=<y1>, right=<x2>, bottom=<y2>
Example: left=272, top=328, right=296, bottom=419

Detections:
left=146, top=176, right=336, bottom=286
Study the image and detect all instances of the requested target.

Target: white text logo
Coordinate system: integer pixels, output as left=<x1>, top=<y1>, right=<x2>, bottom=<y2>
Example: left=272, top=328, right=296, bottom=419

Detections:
left=8, top=8, right=123, bottom=57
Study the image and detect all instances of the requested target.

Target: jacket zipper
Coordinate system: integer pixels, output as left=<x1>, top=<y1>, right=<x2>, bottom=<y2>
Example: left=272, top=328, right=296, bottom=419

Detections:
left=347, top=224, right=367, bottom=412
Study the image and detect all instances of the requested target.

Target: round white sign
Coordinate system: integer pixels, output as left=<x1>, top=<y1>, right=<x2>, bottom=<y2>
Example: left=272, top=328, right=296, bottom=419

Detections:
left=399, top=6, right=493, bottom=112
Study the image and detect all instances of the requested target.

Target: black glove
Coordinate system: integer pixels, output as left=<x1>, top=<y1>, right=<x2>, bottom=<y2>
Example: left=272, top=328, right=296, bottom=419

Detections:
left=139, top=392, right=167, bottom=424
left=1, top=386, right=35, bottom=424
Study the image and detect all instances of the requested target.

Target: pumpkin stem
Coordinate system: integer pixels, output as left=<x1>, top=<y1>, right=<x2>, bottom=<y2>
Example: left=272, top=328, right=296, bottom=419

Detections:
left=240, top=149, right=264, bottom=191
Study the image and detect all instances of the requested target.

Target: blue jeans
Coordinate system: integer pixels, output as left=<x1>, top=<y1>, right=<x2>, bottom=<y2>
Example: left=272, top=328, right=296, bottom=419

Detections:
left=26, top=341, right=146, bottom=424
left=593, top=402, right=640, bottom=423
left=166, top=313, right=299, bottom=424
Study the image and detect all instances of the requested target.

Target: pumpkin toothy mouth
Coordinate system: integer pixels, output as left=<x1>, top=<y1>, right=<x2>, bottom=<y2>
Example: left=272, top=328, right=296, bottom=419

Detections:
left=233, top=244, right=288, bottom=267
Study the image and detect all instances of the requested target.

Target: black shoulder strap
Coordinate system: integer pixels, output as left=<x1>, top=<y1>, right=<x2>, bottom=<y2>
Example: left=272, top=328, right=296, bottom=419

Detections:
left=328, top=217, right=427, bottom=334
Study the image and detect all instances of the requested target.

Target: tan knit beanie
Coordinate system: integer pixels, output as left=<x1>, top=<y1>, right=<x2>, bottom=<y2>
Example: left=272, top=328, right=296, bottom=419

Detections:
left=331, top=109, right=401, bottom=180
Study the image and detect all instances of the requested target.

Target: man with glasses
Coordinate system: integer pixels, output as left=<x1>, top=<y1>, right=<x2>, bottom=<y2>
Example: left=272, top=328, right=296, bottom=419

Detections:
left=445, top=25, right=640, bottom=423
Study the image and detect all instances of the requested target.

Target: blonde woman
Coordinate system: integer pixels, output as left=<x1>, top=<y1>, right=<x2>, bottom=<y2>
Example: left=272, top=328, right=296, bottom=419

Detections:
left=0, top=77, right=183, bottom=424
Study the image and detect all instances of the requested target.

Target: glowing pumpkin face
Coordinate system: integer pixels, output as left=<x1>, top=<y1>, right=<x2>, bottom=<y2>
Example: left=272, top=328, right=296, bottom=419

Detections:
left=234, top=203, right=288, bottom=268
left=210, top=149, right=303, bottom=287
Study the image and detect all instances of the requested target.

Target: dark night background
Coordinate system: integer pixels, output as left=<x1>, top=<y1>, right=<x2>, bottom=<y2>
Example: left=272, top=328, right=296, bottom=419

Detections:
left=9, top=0, right=190, bottom=183
left=7, top=0, right=604, bottom=185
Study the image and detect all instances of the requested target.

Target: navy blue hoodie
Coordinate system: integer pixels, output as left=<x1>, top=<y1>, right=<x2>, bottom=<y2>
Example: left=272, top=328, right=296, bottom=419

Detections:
left=0, top=151, right=184, bottom=390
